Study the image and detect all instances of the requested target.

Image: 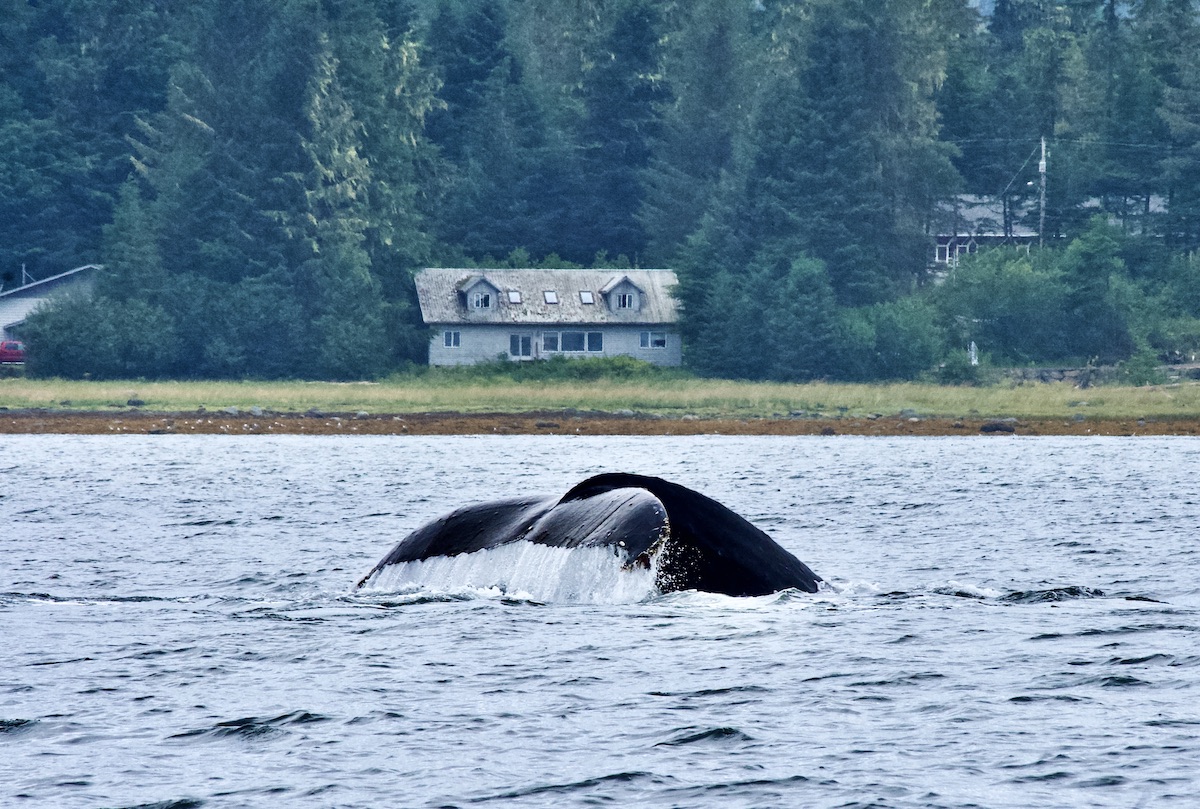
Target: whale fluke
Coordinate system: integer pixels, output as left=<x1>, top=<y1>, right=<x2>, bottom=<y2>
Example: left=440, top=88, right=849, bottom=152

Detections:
left=356, top=473, right=820, bottom=597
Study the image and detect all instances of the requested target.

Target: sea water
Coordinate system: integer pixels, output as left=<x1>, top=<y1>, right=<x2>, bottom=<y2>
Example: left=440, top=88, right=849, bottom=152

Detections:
left=2, top=435, right=1199, bottom=808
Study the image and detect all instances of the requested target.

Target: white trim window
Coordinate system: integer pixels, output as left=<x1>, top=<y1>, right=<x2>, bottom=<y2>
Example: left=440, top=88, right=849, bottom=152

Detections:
left=472, top=291, right=492, bottom=310
left=639, top=331, right=666, bottom=349
left=443, top=330, right=461, bottom=348
left=553, top=331, right=603, bottom=352
left=617, top=292, right=635, bottom=309
left=509, top=334, right=532, bottom=358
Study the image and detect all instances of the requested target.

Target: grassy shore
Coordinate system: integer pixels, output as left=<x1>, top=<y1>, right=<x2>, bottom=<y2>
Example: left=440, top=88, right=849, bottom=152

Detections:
left=3, top=374, right=1200, bottom=421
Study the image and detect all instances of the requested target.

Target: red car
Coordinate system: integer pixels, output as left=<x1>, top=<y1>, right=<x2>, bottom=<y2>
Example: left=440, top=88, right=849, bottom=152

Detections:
left=0, top=340, right=25, bottom=363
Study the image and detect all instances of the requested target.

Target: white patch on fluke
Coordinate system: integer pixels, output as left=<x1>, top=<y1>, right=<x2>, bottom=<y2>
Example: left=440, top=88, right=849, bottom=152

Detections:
left=357, top=541, right=659, bottom=604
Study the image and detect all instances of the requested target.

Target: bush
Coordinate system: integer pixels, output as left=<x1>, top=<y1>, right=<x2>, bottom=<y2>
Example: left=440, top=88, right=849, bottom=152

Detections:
left=865, top=298, right=945, bottom=380
left=423, top=354, right=690, bottom=384
left=23, top=291, right=179, bottom=379
left=936, top=348, right=990, bottom=385
left=1117, top=349, right=1166, bottom=386
left=932, top=249, right=1068, bottom=364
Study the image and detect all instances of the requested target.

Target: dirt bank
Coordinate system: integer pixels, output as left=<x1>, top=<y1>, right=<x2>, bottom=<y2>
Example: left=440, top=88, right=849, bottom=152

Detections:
left=1, top=408, right=1196, bottom=436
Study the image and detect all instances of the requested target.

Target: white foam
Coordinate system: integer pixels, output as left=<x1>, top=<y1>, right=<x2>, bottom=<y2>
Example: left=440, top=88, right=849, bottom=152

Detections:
left=357, top=541, right=659, bottom=604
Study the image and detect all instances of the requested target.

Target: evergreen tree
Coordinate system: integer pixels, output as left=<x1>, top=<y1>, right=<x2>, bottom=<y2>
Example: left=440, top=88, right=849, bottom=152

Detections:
left=99, top=182, right=168, bottom=303
left=1155, top=2, right=1200, bottom=250
left=1072, top=0, right=1165, bottom=220
left=571, top=1, right=671, bottom=263
left=295, top=36, right=390, bottom=379
left=424, top=0, right=572, bottom=262
left=640, top=0, right=747, bottom=264
left=767, top=254, right=842, bottom=381
left=0, top=1, right=178, bottom=284
left=1060, top=216, right=1136, bottom=359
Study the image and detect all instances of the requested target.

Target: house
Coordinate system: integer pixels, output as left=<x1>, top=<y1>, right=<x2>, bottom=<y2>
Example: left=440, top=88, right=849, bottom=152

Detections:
left=0, top=264, right=100, bottom=340
left=930, top=193, right=1168, bottom=270
left=415, top=268, right=682, bottom=366
left=930, top=195, right=1037, bottom=270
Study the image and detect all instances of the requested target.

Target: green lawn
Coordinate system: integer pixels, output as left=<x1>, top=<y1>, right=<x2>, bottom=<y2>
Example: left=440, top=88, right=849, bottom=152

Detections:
left=3, top=375, right=1200, bottom=421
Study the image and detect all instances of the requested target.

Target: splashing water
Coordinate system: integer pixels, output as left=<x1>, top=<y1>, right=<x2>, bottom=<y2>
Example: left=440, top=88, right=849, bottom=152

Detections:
left=357, top=541, right=660, bottom=604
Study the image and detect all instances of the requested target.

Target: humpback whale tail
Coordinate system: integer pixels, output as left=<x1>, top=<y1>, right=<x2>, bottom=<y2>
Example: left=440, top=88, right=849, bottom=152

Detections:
left=357, top=473, right=820, bottom=598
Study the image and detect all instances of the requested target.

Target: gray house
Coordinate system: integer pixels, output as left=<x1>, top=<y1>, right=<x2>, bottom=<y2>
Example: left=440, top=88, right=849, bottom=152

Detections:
left=416, top=268, right=682, bottom=366
left=0, top=264, right=100, bottom=340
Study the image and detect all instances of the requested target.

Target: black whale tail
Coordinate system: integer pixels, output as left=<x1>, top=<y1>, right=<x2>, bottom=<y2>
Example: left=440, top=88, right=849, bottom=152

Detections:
left=356, top=473, right=820, bottom=597
left=560, top=473, right=821, bottom=596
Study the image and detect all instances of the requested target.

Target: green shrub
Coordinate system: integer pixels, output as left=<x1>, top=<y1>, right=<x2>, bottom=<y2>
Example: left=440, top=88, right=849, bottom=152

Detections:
left=1117, top=349, right=1166, bottom=386
left=937, top=348, right=987, bottom=385
left=23, top=291, right=179, bottom=379
left=422, top=354, right=691, bottom=384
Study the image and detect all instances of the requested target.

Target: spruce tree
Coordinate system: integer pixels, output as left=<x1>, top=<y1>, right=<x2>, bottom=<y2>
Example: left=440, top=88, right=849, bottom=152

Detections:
left=571, top=1, right=671, bottom=263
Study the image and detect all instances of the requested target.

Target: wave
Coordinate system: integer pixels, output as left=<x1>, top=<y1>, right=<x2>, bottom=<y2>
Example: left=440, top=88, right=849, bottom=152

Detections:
left=1000, top=586, right=1107, bottom=603
left=170, top=711, right=331, bottom=741
left=656, top=726, right=754, bottom=746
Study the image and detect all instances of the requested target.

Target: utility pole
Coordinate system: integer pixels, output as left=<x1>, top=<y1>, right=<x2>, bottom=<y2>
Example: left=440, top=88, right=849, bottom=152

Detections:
left=1038, top=137, right=1047, bottom=248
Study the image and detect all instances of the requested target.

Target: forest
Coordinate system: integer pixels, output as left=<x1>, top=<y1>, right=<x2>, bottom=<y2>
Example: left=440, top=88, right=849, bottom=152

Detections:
left=4, top=0, right=1200, bottom=381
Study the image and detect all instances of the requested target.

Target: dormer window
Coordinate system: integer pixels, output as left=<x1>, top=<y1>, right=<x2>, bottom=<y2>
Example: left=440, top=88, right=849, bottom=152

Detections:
left=544, top=290, right=558, bottom=304
left=617, top=292, right=635, bottom=309
left=507, top=290, right=522, bottom=304
left=472, top=291, right=492, bottom=310
left=580, top=291, right=595, bottom=305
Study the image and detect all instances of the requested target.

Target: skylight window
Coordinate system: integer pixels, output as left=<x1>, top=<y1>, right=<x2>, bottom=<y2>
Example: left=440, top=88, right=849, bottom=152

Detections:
left=580, top=290, right=595, bottom=305
left=507, top=290, right=522, bottom=304
left=544, top=290, right=559, bottom=304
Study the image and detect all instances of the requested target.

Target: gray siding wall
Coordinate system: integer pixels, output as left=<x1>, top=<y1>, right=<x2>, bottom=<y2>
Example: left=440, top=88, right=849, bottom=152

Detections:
left=429, top=324, right=682, bottom=367
left=0, top=275, right=96, bottom=339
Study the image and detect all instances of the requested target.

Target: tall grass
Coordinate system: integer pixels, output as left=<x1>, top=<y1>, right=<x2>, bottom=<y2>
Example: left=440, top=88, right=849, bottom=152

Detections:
left=4, top=371, right=1200, bottom=420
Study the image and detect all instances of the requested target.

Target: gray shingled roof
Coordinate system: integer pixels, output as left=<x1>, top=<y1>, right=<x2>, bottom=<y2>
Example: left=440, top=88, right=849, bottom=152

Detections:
left=415, top=268, right=680, bottom=326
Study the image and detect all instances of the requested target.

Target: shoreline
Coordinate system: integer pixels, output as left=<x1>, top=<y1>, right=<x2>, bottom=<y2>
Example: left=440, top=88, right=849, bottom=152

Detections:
left=2, top=408, right=1197, bottom=436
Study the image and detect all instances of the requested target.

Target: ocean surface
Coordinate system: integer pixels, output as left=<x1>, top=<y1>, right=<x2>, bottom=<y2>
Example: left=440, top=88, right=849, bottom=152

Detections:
left=2, top=435, right=1198, bottom=809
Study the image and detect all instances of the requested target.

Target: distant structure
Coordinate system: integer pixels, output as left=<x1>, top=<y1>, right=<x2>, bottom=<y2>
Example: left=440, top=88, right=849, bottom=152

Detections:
left=415, top=268, right=681, bottom=366
left=930, top=193, right=1168, bottom=271
left=930, top=195, right=1037, bottom=270
left=0, top=264, right=100, bottom=340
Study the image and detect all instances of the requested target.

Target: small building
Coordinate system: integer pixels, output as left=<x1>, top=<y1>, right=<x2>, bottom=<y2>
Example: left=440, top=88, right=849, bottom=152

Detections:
left=930, top=195, right=1037, bottom=270
left=0, top=264, right=100, bottom=340
left=416, top=268, right=682, bottom=366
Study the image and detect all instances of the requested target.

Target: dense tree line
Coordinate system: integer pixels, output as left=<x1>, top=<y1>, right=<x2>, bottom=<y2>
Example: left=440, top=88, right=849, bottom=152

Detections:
left=5, top=0, right=1200, bottom=380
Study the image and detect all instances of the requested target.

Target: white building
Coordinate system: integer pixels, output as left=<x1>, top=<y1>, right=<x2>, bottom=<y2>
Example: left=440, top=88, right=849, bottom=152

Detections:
left=416, top=268, right=682, bottom=367
left=0, top=264, right=100, bottom=339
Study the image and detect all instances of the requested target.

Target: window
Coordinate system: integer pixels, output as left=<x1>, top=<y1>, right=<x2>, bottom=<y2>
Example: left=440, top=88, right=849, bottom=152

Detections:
left=640, top=331, right=666, bottom=349
left=509, top=334, right=532, bottom=357
left=579, top=290, right=595, bottom=305
left=472, top=291, right=492, bottom=309
left=507, top=290, right=522, bottom=304
left=561, top=331, right=585, bottom=352
left=617, top=292, right=635, bottom=309
left=552, top=331, right=602, bottom=352
left=443, top=330, right=461, bottom=348
left=543, top=290, right=559, bottom=304
left=936, top=244, right=949, bottom=263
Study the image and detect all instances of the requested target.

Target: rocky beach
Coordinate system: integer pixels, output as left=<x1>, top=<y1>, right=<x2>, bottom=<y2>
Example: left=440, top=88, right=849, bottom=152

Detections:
left=2, top=407, right=1195, bottom=436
